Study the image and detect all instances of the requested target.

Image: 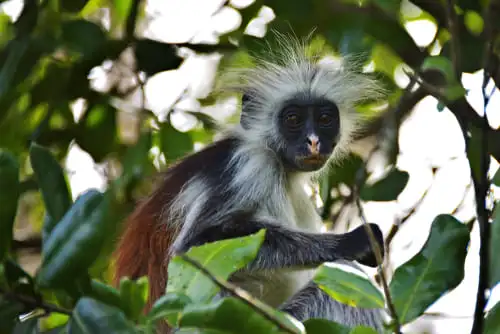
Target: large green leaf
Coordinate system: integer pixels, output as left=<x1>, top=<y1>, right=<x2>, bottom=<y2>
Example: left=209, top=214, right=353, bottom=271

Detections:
left=67, top=297, right=136, bottom=333
left=88, top=279, right=122, bottom=311
left=489, top=202, right=500, bottom=288
left=313, top=265, right=385, bottom=309
left=37, top=189, right=113, bottom=288
left=389, top=214, right=470, bottom=324
left=0, top=150, right=20, bottom=261
left=29, top=143, right=72, bottom=240
left=159, top=122, right=194, bottom=163
left=485, top=301, right=500, bottom=334
left=166, top=230, right=265, bottom=303
left=360, top=168, right=409, bottom=202
left=178, top=297, right=302, bottom=334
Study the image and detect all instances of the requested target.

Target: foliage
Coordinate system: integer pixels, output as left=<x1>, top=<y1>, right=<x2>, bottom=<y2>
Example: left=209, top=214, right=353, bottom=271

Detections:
left=0, top=0, right=499, bottom=333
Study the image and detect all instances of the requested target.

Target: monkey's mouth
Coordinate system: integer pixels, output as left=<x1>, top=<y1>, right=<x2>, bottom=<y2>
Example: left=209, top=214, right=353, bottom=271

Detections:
left=297, top=155, right=328, bottom=168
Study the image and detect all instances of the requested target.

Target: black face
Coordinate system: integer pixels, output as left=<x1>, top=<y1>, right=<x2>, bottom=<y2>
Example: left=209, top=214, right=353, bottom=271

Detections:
left=277, top=96, right=340, bottom=172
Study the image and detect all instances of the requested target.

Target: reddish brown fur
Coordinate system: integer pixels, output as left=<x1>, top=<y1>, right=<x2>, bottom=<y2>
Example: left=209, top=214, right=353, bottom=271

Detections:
left=112, top=139, right=235, bottom=332
left=112, top=176, right=180, bottom=333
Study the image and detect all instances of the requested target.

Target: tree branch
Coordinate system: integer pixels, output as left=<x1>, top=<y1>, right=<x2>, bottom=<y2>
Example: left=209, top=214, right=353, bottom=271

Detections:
left=179, top=254, right=300, bottom=334
left=0, top=288, right=72, bottom=316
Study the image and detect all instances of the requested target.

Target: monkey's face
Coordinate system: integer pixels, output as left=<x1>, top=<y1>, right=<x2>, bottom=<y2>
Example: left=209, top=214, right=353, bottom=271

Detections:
left=277, top=96, right=340, bottom=172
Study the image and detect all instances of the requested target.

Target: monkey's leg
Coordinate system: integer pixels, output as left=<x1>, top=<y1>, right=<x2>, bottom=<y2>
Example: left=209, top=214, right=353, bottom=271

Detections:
left=279, top=281, right=383, bottom=331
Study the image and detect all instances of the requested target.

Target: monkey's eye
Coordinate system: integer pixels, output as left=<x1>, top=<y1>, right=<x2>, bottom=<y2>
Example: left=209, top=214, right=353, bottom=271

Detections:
left=318, top=114, right=333, bottom=127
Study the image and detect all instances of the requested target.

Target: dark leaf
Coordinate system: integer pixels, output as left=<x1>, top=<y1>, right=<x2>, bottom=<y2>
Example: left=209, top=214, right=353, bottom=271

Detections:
left=37, top=190, right=112, bottom=289
left=485, top=300, right=500, bottom=334
left=29, top=143, right=72, bottom=241
left=360, top=168, right=409, bottom=202
left=12, top=317, right=39, bottom=333
left=389, top=214, right=470, bottom=324
left=0, top=150, right=20, bottom=261
left=67, top=297, right=136, bottom=334
left=61, top=0, right=90, bottom=13
left=493, top=168, right=500, bottom=186
left=313, top=265, right=385, bottom=309
left=0, top=296, right=25, bottom=332
left=159, top=122, right=193, bottom=163
left=76, top=102, right=118, bottom=162
left=61, top=20, right=107, bottom=60
left=134, top=39, right=183, bottom=76
left=303, top=319, right=350, bottom=334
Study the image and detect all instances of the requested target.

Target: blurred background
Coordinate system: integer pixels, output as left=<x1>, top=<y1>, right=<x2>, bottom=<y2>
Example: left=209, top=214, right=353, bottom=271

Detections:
left=1, top=0, right=500, bottom=333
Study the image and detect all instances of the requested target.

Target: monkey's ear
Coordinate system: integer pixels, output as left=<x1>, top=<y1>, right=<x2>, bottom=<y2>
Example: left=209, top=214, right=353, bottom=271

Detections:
left=240, top=92, right=253, bottom=130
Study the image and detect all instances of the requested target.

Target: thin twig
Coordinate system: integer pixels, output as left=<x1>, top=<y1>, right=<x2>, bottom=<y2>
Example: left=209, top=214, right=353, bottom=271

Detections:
left=179, top=254, right=300, bottom=334
left=355, top=196, right=401, bottom=334
left=470, top=2, right=495, bottom=331
left=445, top=0, right=461, bottom=78
left=0, top=288, right=72, bottom=316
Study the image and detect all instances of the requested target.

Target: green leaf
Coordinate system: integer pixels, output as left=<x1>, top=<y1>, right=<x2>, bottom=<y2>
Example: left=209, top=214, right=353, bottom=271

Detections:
left=485, top=301, right=500, bottom=334
left=0, top=150, right=20, bottom=261
left=466, top=126, right=486, bottom=182
left=147, top=293, right=192, bottom=324
left=37, top=189, right=113, bottom=289
left=303, top=318, right=350, bottom=334
left=67, top=297, right=136, bottom=333
left=421, top=56, right=457, bottom=84
left=493, top=168, right=500, bottom=186
left=76, top=102, right=118, bottom=162
left=371, top=0, right=401, bottom=15
left=29, top=143, right=72, bottom=240
left=118, top=276, right=149, bottom=321
left=489, top=203, right=500, bottom=288
left=166, top=230, right=265, bottom=303
left=88, top=279, right=122, bottom=310
left=178, top=297, right=301, bottom=334
left=120, top=131, right=154, bottom=185
left=360, top=168, right=409, bottom=202
left=113, top=0, right=133, bottom=28
left=443, top=84, right=467, bottom=101
left=0, top=296, right=25, bottom=332
left=159, top=122, right=193, bottom=163
left=61, top=0, right=90, bottom=13
left=389, top=214, right=470, bottom=324
left=464, top=10, right=484, bottom=36
left=61, top=19, right=107, bottom=60
left=134, top=39, right=183, bottom=76
left=313, top=264, right=385, bottom=309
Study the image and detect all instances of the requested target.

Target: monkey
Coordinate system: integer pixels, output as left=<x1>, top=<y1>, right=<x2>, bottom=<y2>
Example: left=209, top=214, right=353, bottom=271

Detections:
left=113, top=35, right=386, bottom=332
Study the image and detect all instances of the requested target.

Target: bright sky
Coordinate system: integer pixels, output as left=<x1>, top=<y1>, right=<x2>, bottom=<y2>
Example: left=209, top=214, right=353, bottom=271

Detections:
left=2, top=0, right=500, bottom=332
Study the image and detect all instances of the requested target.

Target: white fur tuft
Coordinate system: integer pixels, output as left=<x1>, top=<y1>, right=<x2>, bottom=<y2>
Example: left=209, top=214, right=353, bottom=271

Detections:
left=220, top=32, right=385, bottom=175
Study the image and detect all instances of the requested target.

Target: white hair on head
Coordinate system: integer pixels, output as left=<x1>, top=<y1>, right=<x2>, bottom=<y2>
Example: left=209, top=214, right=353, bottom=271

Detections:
left=219, top=31, right=385, bottom=175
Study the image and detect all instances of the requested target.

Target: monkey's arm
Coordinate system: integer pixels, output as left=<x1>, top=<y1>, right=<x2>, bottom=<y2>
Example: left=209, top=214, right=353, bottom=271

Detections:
left=174, top=215, right=384, bottom=269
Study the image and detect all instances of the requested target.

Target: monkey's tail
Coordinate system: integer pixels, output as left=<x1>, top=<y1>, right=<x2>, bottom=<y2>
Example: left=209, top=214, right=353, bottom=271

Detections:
left=112, top=192, right=177, bottom=332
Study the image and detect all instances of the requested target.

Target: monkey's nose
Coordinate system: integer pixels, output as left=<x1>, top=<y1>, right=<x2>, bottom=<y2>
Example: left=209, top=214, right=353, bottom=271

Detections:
left=306, top=134, right=320, bottom=155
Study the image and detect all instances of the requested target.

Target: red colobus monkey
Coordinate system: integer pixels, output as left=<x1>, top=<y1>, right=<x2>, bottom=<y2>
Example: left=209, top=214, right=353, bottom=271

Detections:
left=113, top=37, right=386, bottom=332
